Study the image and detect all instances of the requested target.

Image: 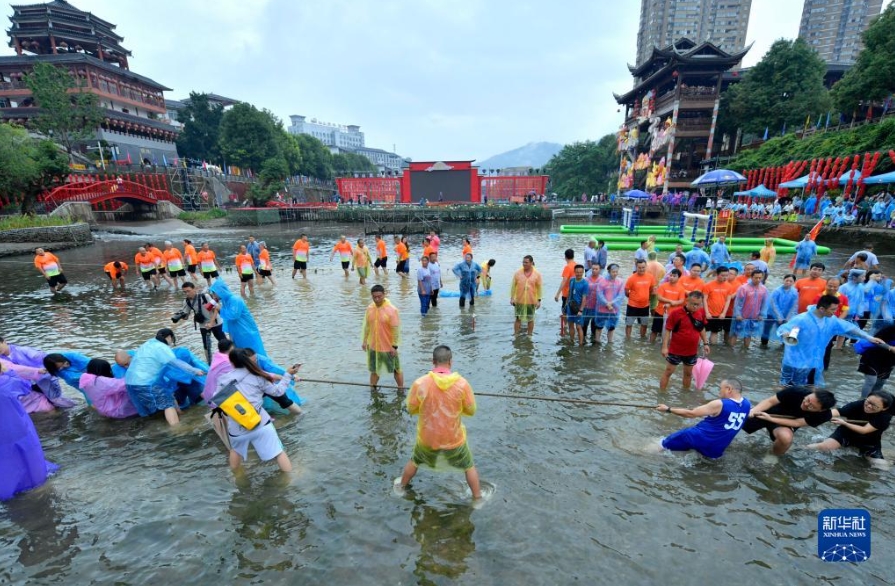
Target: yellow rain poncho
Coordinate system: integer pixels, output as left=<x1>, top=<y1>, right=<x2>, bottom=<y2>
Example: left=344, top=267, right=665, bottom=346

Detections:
left=361, top=298, right=401, bottom=373
left=407, top=370, right=476, bottom=451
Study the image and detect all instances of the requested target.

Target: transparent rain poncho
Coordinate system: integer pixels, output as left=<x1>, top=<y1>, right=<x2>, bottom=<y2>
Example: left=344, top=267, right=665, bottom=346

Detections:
left=361, top=299, right=401, bottom=373
left=407, top=370, right=476, bottom=454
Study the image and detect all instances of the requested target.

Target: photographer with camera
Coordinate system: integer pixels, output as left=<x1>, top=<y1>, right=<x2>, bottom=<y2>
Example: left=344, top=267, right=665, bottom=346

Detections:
left=174, top=282, right=226, bottom=363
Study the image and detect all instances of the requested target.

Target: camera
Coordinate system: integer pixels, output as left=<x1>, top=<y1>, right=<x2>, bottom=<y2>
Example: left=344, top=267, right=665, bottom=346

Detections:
left=171, top=310, right=190, bottom=324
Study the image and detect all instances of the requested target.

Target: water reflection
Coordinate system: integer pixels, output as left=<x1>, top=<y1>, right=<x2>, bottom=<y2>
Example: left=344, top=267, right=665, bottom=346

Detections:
left=4, top=486, right=79, bottom=577
left=410, top=500, right=476, bottom=584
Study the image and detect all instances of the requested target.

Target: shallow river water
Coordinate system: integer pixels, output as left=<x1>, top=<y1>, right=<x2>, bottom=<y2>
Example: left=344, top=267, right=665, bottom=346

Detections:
left=1, top=221, right=893, bottom=584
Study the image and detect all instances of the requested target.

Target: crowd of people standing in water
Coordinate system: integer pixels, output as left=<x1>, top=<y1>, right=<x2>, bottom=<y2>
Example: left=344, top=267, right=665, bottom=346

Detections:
left=6, top=227, right=895, bottom=502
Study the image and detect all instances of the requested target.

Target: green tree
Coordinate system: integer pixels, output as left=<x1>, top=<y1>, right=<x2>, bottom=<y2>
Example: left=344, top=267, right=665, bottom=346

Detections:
left=247, top=156, right=290, bottom=205
left=727, top=38, right=830, bottom=135
left=293, top=134, right=334, bottom=179
left=544, top=135, right=619, bottom=198
left=0, top=124, right=69, bottom=214
left=217, top=103, right=281, bottom=171
left=831, top=4, right=895, bottom=114
left=332, top=152, right=376, bottom=175
left=25, top=62, right=103, bottom=161
left=175, top=92, right=224, bottom=163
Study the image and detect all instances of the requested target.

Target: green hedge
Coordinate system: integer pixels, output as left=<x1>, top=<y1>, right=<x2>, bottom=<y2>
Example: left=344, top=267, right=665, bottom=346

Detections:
left=731, top=117, right=895, bottom=172
left=178, top=209, right=228, bottom=221
left=227, top=208, right=280, bottom=226
left=0, top=214, right=71, bottom=230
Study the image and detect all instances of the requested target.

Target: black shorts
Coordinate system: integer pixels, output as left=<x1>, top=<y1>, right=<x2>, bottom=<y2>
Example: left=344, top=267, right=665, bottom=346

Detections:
left=830, top=427, right=884, bottom=459
left=396, top=260, right=407, bottom=273
left=157, top=267, right=167, bottom=275
left=169, top=269, right=186, bottom=278
left=651, top=312, right=665, bottom=334
left=742, top=417, right=793, bottom=440
left=239, top=273, right=254, bottom=282
left=374, top=257, right=387, bottom=268
left=341, top=261, right=350, bottom=270
left=707, top=317, right=731, bottom=333
left=105, top=271, right=115, bottom=280
left=202, top=270, right=220, bottom=279
left=140, top=269, right=157, bottom=281
left=294, top=260, right=307, bottom=270
left=46, top=273, right=68, bottom=288
left=666, top=353, right=698, bottom=366
left=187, top=264, right=197, bottom=274
left=259, top=269, right=272, bottom=277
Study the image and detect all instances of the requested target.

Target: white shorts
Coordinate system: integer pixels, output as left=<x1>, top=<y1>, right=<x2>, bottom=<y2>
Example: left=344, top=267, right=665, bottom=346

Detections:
left=229, top=421, right=284, bottom=461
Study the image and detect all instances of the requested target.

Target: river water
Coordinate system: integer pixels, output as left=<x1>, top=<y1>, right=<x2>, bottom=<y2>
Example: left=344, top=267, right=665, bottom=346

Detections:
left=1, top=222, right=892, bottom=584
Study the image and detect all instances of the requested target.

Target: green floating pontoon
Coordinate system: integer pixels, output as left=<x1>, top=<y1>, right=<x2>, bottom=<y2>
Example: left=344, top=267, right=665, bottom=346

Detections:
left=559, top=225, right=830, bottom=255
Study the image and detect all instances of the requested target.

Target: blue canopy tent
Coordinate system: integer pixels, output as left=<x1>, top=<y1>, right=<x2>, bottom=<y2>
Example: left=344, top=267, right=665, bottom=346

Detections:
left=778, top=174, right=810, bottom=189
left=624, top=189, right=651, bottom=199
left=734, top=184, right=777, bottom=202
left=861, top=170, right=895, bottom=185
left=837, top=170, right=863, bottom=185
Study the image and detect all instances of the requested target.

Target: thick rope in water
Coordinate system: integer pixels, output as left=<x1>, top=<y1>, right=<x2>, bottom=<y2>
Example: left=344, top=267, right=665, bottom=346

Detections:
left=299, top=377, right=656, bottom=408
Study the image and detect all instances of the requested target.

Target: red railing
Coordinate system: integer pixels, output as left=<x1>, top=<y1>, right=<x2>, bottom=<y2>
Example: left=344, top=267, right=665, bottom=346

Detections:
left=42, top=178, right=177, bottom=211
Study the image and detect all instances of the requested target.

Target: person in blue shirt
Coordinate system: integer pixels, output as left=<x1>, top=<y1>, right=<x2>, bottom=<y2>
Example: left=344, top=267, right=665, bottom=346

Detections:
left=452, top=253, right=482, bottom=308
left=709, top=236, right=730, bottom=274
left=594, top=240, right=608, bottom=271
left=565, top=264, right=590, bottom=345
left=246, top=235, right=261, bottom=268
left=793, top=236, right=818, bottom=278
left=655, top=378, right=751, bottom=459
left=685, top=240, right=710, bottom=272
left=761, top=274, right=798, bottom=346
left=583, top=240, right=598, bottom=271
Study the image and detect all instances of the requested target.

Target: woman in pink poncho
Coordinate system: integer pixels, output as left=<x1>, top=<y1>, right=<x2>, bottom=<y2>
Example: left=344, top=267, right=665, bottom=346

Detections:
left=77, top=358, right=138, bottom=419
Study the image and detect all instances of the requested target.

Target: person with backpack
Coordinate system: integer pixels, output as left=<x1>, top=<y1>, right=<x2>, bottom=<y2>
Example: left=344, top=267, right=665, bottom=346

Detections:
left=176, top=282, right=225, bottom=364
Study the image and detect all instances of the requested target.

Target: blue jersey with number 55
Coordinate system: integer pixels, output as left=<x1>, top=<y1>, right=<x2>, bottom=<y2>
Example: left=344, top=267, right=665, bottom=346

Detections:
left=685, top=397, right=752, bottom=458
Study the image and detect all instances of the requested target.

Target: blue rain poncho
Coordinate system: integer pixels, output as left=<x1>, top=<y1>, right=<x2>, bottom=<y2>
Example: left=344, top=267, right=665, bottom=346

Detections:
left=124, top=338, right=203, bottom=416
left=452, top=260, right=482, bottom=301
left=777, top=310, right=876, bottom=387
left=57, top=351, right=91, bottom=393
left=208, top=279, right=304, bottom=408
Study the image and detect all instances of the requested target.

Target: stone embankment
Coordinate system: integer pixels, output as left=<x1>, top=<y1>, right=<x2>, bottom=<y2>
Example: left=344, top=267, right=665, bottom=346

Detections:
left=0, top=222, right=94, bottom=257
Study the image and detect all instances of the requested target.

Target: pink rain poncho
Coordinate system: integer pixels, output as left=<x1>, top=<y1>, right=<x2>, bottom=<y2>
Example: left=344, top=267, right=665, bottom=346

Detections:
left=693, top=357, right=714, bottom=390
left=77, top=373, right=138, bottom=419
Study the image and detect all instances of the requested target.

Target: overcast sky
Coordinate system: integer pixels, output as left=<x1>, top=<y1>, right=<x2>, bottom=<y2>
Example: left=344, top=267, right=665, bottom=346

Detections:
left=5, top=0, right=891, bottom=161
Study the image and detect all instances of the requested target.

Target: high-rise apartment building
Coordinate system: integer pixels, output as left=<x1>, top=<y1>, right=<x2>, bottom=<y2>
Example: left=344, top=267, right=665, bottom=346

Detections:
left=798, top=0, right=883, bottom=65
left=635, top=0, right=752, bottom=66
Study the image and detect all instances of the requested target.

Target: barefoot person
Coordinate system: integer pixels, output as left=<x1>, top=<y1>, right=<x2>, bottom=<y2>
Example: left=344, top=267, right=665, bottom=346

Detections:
left=330, top=235, right=353, bottom=277
left=292, top=234, right=310, bottom=279
left=656, top=378, right=750, bottom=458
left=235, top=245, right=257, bottom=296
left=361, top=284, right=404, bottom=391
left=397, top=345, right=482, bottom=500
left=742, top=386, right=836, bottom=456
left=103, top=261, right=129, bottom=290
left=216, top=348, right=300, bottom=473
left=257, top=242, right=276, bottom=286
left=374, top=234, right=388, bottom=276
left=352, top=238, right=372, bottom=285
left=162, top=241, right=186, bottom=289
left=660, top=291, right=709, bottom=391
left=34, top=248, right=67, bottom=294
left=807, top=391, right=894, bottom=469
left=510, top=255, right=543, bottom=336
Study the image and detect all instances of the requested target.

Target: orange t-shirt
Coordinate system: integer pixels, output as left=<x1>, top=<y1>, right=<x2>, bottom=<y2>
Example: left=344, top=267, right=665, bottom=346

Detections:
left=422, top=244, right=434, bottom=258
left=259, top=249, right=272, bottom=270
left=462, top=244, right=473, bottom=256
left=333, top=241, right=353, bottom=261
left=625, top=272, right=657, bottom=309
left=702, top=279, right=733, bottom=317
left=726, top=280, right=741, bottom=316
left=376, top=239, right=387, bottom=258
left=560, top=260, right=576, bottom=297
left=795, top=277, right=826, bottom=313
left=148, top=247, right=164, bottom=266
left=163, top=248, right=184, bottom=271
left=395, top=242, right=409, bottom=261
left=678, top=275, right=705, bottom=294
left=34, top=253, right=61, bottom=275
left=292, top=240, right=310, bottom=261
left=196, top=250, right=217, bottom=272
left=104, top=261, right=128, bottom=278
left=183, top=244, right=198, bottom=265
left=235, top=253, right=255, bottom=274
left=134, top=252, right=156, bottom=272
left=732, top=275, right=747, bottom=288
left=655, top=281, right=686, bottom=316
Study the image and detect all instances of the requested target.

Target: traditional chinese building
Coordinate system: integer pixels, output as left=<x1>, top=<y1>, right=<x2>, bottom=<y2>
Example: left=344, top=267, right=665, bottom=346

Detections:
left=613, top=38, right=749, bottom=193
left=0, top=0, right=178, bottom=164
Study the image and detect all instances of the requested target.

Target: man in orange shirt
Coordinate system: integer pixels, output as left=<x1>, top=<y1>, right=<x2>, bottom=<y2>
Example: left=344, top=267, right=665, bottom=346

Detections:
left=553, top=249, right=577, bottom=332
left=394, top=235, right=410, bottom=279
left=794, top=262, right=827, bottom=313
left=34, top=248, right=67, bottom=294
left=134, top=246, right=159, bottom=289
left=373, top=234, right=388, bottom=275
left=162, top=241, right=186, bottom=288
left=702, top=267, right=734, bottom=344
left=651, top=268, right=686, bottom=343
left=182, top=238, right=199, bottom=277
left=145, top=242, right=170, bottom=287
left=292, top=233, right=310, bottom=279
left=235, top=244, right=258, bottom=296
left=624, top=259, right=658, bottom=339
left=679, top=264, right=705, bottom=294
left=330, top=235, right=353, bottom=277
left=196, top=242, right=220, bottom=286
left=257, top=241, right=276, bottom=286
left=103, top=260, right=129, bottom=290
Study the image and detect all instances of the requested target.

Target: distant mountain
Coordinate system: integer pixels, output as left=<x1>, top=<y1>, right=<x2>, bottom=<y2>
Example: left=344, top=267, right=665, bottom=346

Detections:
left=477, top=142, right=563, bottom=170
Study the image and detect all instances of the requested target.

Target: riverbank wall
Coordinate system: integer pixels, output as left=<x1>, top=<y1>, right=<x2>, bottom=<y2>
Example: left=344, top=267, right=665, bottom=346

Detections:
left=0, top=221, right=94, bottom=257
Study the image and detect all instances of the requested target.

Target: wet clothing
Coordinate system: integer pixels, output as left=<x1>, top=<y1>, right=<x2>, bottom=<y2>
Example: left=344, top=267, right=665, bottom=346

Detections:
left=407, top=369, right=476, bottom=455
left=828, top=400, right=891, bottom=458
left=742, top=387, right=833, bottom=437
left=662, top=397, right=751, bottom=458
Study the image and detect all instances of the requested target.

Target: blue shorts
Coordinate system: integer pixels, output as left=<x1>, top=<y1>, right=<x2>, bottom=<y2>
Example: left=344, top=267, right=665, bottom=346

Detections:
left=779, top=364, right=813, bottom=387
left=662, top=428, right=724, bottom=459
left=731, top=318, right=763, bottom=338
left=125, top=383, right=175, bottom=417
left=794, top=257, right=812, bottom=270
left=594, top=311, right=619, bottom=330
